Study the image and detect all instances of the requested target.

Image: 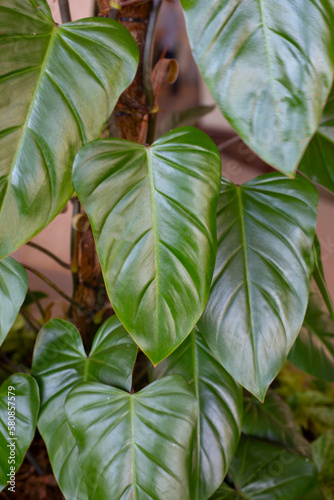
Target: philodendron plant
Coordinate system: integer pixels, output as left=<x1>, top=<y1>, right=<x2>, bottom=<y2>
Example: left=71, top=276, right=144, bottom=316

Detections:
left=1, top=0, right=334, bottom=498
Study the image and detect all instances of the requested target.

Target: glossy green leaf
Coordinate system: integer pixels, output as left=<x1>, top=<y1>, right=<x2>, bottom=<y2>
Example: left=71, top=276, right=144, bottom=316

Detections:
left=243, top=391, right=311, bottom=458
left=211, top=436, right=318, bottom=500
left=199, top=173, right=318, bottom=400
left=180, top=0, right=334, bottom=175
left=152, top=326, right=243, bottom=500
left=0, top=0, right=139, bottom=258
left=73, top=127, right=222, bottom=363
left=0, top=373, right=39, bottom=492
left=312, top=430, right=334, bottom=499
left=289, top=280, right=334, bottom=381
left=32, top=317, right=137, bottom=500
left=299, top=85, right=334, bottom=193
left=0, top=257, right=28, bottom=347
left=65, top=375, right=197, bottom=500
left=155, top=105, right=215, bottom=140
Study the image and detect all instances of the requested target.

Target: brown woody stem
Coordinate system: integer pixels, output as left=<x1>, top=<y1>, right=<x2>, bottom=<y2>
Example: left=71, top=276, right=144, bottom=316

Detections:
left=143, top=0, right=163, bottom=144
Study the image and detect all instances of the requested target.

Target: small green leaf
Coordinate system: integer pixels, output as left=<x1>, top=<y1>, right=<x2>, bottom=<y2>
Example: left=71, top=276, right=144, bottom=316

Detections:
left=211, top=436, right=318, bottom=500
left=299, top=85, right=334, bottom=193
left=0, top=373, right=39, bottom=492
left=152, top=326, right=243, bottom=500
left=0, top=257, right=28, bottom=347
left=243, top=391, right=311, bottom=458
left=0, top=0, right=139, bottom=258
left=289, top=280, right=334, bottom=381
left=65, top=375, right=197, bottom=500
left=32, top=317, right=137, bottom=500
left=180, top=0, right=334, bottom=175
left=312, top=430, right=334, bottom=499
left=199, top=173, right=318, bottom=400
left=73, top=127, right=222, bottom=363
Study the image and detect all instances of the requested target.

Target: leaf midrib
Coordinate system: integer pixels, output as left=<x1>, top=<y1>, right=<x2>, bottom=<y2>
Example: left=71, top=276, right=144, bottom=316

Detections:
left=257, top=0, right=282, bottom=137
left=130, top=396, right=138, bottom=500
left=235, top=187, right=258, bottom=380
left=1, top=24, right=58, bottom=213
left=191, top=331, right=201, bottom=498
left=146, top=148, right=160, bottom=349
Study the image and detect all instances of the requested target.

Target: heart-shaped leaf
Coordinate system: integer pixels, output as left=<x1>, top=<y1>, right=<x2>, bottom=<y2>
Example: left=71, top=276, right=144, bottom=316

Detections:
left=73, top=127, right=222, bottom=364
left=65, top=375, right=197, bottom=500
left=299, top=85, right=334, bottom=193
left=0, top=373, right=39, bottom=492
left=211, top=436, right=318, bottom=500
left=32, top=317, right=137, bottom=500
left=289, top=280, right=334, bottom=381
left=0, top=0, right=139, bottom=258
left=312, top=430, right=334, bottom=499
left=243, top=391, right=311, bottom=458
left=199, top=173, right=318, bottom=400
left=180, top=0, right=334, bottom=175
left=152, top=326, right=243, bottom=500
left=0, top=257, right=28, bottom=347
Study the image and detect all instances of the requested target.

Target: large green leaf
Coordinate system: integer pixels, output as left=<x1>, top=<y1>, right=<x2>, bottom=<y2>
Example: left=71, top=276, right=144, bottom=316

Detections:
left=180, top=0, right=334, bottom=175
left=0, top=373, right=39, bottom=492
left=73, top=127, right=221, bottom=363
left=289, top=280, right=334, bottom=381
left=243, top=391, right=311, bottom=458
left=152, top=326, right=243, bottom=500
left=210, top=436, right=318, bottom=500
left=65, top=375, right=197, bottom=500
left=32, top=317, right=137, bottom=500
left=312, top=430, right=334, bottom=499
left=299, top=85, right=334, bottom=193
left=0, top=0, right=139, bottom=258
left=0, top=257, right=28, bottom=347
left=199, top=173, right=318, bottom=400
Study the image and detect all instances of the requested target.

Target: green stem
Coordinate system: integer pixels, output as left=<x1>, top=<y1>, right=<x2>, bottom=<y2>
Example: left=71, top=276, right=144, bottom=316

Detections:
left=20, top=308, right=40, bottom=334
left=71, top=198, right=81, bottom=296
left=143, top=0, right=163, bottom=144
left=27, top=290, right=45, bottom=320
left=218, top=135, right=241, bottom=152
left=23, top=265, right=86, bottom=312
left=59, top=0, right=71, bottom=23
left=26, top=242, right=70, bottom=270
